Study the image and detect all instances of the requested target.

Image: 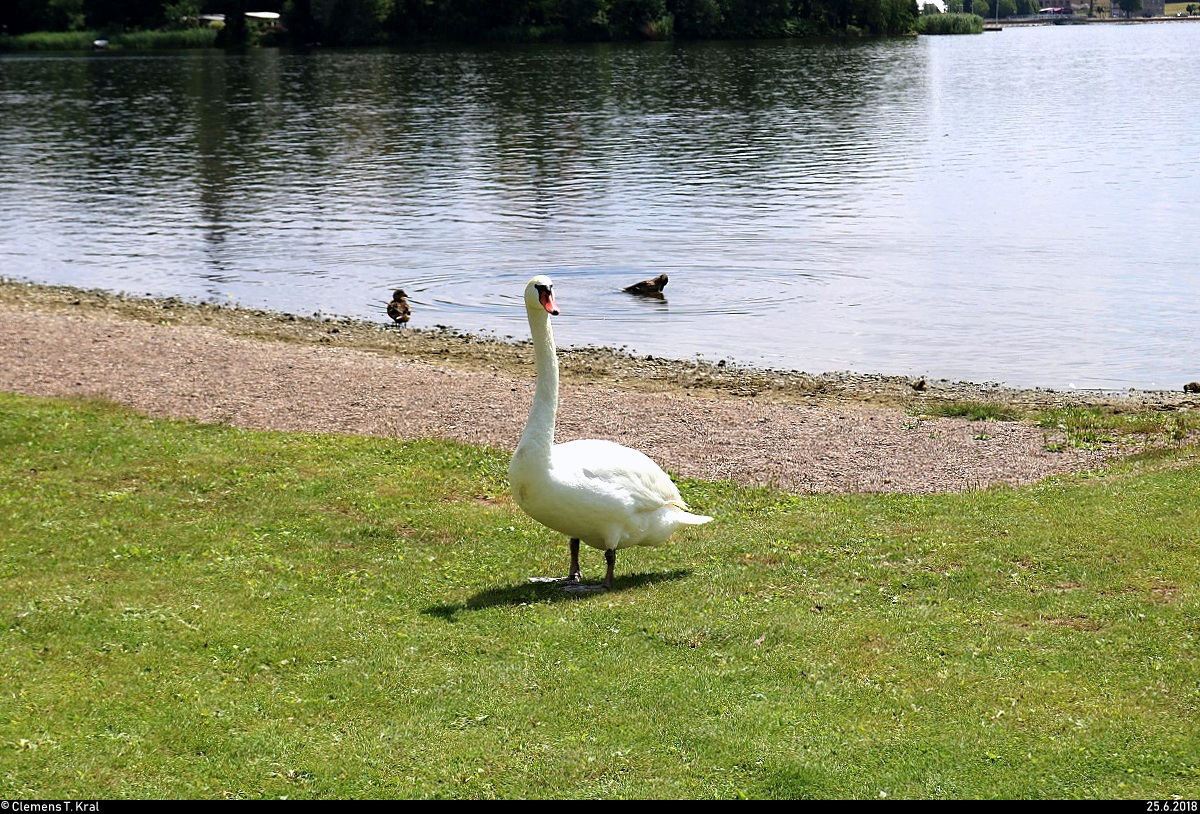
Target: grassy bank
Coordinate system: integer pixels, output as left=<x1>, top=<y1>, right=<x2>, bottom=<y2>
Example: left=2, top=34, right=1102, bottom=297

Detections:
left=0, top=28, right=217, bottom=52
left=1, top=392, right=1198, bottom=799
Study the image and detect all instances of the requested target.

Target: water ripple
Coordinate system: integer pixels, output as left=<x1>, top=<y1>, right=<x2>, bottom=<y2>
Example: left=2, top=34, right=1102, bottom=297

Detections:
left=3, top=27, right=1199, bottom=390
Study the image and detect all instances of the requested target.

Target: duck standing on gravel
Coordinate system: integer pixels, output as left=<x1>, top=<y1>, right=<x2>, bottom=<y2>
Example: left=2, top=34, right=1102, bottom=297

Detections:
left=387, top=289, right=412, bottom=328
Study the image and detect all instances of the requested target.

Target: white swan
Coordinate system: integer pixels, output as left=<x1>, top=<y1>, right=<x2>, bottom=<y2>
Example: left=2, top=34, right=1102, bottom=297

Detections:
left=508, top=274, right=713, bottom=591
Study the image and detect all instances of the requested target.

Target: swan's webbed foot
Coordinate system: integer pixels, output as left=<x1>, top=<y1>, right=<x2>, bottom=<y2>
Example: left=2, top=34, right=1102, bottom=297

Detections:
left=557, top=549, right=614, bottom=592
left=529, top=539, right=605, bottom=591
left=526, top=576, right=604, bottom=592
left=559, top=547, right=619, bottom=593
left=561, top=582, right=608, bottom=593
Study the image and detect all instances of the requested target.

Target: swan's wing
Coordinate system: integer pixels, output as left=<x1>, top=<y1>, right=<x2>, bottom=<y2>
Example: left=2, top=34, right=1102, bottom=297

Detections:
left=554, top=438, right=683, bottom=511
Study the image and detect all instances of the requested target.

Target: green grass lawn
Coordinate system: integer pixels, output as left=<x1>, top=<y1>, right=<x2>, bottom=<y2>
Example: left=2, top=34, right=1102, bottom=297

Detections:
left=2, top=392, right=1198, bottom=799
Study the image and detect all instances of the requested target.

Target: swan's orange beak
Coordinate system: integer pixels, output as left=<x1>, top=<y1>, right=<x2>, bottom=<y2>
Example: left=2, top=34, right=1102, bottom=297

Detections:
left=539, top=288, right=559, bottom=316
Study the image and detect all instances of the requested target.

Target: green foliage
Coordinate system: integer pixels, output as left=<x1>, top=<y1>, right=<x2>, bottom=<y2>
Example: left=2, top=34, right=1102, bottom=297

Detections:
left=915, top=8, right=983, bottom=30
left=912, top=401, right=1199, bottom=452
left=161, top=0, right=202, bottom=30
left=857, top=0, right=920, bottom=34
left=0, top=29, right=98, bottom=49
left=970, top=0, right=990, bottom=14
left=672, top=0, right=725, bottom=37
left=111, top=27, right=219, bottom=48
left=311, top=0, right=394, bottom=45
left=2, top=392, right=1200, bottom=798
left=83, top=0, right=164, bottom=33
left=0, top=27, right=220, bottom=50
left=608, top=0, right=670, bottom=38
left=912, top=401, right=1022, bottom=421
left=48, top=0, right=85, bottom=30
left=1037, top=406, right=1200, bottom=451
left=2, top=0, right=917, bottom=44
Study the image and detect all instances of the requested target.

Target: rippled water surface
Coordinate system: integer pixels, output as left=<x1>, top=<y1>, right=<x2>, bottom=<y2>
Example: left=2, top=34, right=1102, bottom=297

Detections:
left=2, top=24, right=1198, bottom=390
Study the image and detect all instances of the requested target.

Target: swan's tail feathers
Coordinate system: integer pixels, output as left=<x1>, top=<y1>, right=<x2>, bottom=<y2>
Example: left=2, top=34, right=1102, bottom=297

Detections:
left=667, top=500, right=714, bottom=525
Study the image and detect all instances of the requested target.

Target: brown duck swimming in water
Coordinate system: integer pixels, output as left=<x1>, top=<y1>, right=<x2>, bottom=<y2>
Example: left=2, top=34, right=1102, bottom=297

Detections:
left=387, top=289, right=412, bottom=327
left=622, top=273, right=668, bottom=296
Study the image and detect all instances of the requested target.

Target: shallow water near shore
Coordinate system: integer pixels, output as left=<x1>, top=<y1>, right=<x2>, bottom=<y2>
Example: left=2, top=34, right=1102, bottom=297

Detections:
left=2, top=24, right=1199, bottom=391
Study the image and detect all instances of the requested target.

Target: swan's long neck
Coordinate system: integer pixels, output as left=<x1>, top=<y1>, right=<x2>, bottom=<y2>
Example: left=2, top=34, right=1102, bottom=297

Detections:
left=517, top=307, right=558, bottom=460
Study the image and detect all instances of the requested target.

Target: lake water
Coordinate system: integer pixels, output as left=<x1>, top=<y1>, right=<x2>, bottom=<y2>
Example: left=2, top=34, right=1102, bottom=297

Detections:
left=2, top=23, right=1198, bottom=392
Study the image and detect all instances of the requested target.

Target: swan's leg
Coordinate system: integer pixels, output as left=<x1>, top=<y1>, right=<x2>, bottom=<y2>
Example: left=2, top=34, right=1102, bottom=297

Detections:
left=529, top=538, right=585, bottom=586
left=601, top=548, right=616, bottom=590
left=568, top=538, right=582, bottom=584
left=532, top=542, right=583, bottom=585
left=560, top=539, right=611, bottom=593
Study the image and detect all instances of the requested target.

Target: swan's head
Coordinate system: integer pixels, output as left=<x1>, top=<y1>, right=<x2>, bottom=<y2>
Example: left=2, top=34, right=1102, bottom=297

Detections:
left=525, top=275, right=559, bottom=316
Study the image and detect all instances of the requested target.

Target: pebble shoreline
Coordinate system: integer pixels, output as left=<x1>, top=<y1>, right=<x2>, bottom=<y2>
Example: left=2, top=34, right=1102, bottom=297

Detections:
left=3, top=278, right=1195, bottom=414
left=4, top=278, right=1197, bottom=495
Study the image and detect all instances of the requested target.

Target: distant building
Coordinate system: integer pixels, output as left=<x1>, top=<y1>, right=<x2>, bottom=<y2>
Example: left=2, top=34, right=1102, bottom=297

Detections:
left=1107, top=0, right=1165, bottom=14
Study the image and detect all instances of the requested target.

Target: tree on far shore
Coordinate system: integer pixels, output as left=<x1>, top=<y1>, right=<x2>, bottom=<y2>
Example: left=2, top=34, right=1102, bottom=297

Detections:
left=2, top=0, right=919, bottom=41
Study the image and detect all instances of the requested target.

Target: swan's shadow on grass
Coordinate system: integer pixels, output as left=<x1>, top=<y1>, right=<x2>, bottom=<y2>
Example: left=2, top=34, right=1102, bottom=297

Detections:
left=422, top=569, right=691, bottom=622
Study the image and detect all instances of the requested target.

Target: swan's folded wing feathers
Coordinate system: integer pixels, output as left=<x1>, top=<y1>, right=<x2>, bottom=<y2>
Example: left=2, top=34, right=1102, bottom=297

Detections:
left=556, top=439, right=683, bottom=511
left=580, top=464, right=677, bottom=513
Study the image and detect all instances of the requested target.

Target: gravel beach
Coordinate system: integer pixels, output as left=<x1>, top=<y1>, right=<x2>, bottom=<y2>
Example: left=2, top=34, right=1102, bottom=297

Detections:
left=3, top=279, right=1196, bottom=495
